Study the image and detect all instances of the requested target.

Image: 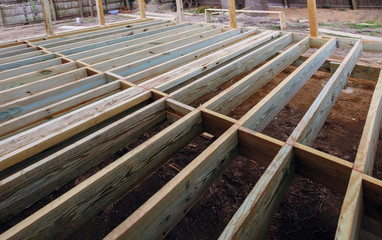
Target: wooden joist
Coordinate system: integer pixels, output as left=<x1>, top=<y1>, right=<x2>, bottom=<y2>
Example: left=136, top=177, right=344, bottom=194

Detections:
left=0, top=20, right=382, bottom=240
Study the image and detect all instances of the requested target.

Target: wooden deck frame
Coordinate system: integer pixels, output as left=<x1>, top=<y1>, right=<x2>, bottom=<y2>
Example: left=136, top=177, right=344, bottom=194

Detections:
left=0, top=19, right=382, bottom=240
left=205, top=8, right=287, bottom=30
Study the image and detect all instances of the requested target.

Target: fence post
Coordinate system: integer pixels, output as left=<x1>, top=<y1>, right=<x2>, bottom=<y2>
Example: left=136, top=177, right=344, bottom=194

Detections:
left=227, top=0, right=237, bottom=28
left=49, top=0, right=57, bottom=21
left=205, top=9, right=211, bottom=23
left=78, top=0, right=84, bottom=17
left=96, top=0, right=105, bottom=25
left=42, top=0, right=54, bottom=36
left=307, top=0, right=318, bottom=37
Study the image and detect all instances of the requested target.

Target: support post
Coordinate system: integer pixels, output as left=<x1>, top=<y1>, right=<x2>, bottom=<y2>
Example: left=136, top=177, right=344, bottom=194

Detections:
left=227, top=0, right=237, bottom=28
left=138, top=0, right=145, bottom=19
left=176, top=0, right=184, bottom=23
left=41, top=0, right=54, bottom=36
left=205, top=9, right=211, bottom=23
left=283, top=0, right=288, bottom=8
left=307, top=0, right=318, bottom=37
left=95, top=0, right=105, bottom=25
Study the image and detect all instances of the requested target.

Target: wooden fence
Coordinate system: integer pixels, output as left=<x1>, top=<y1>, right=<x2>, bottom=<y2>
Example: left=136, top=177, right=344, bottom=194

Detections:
left=0, top=0, right=122, bottom=26
left=268, top=0, right=382, bottom=8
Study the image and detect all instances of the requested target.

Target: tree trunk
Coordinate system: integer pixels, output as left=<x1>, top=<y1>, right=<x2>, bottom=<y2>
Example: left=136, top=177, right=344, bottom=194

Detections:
left=89, top=0, right=95, bottom=17
left=244, top=0, right=268, bottom=16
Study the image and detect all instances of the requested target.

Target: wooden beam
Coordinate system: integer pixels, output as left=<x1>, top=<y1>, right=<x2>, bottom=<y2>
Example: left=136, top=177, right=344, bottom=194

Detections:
left=307, top=0, right=318, bottom=37
left=170, top=33, right=292, bottom=105
left=104, top=126, right=238, bottom=240
left=336, top=171, right=364, bottom=240
left=144, top=31, right=279, bottom=91
left=41, top=0, right=54, bottom=36
left=0, top=99, right=166, bottom=221
left=78, top=0, right=84, bottom=18
left=227, top=0, right=237, bottom=28
left=353, top=69, right=382, bottom=175
left=95, top=0, right=105, bottom=25
left=0, top=110, right=203, bottom=239
left=175, top=0, right=184, bottom=23
left=0, top=88, right=148, bottom=171
left=138, top=0, right=145, bottom=19
left=204, top=36, right=310, bottom=115
left=239, top=38, right=336, bottom=131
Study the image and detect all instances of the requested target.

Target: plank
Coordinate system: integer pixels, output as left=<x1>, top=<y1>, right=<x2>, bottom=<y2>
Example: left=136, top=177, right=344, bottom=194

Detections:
left=227, top=0, right=237, bottom=28
left=335, top=171, right=364, bottom=240
left=239, top=38, right=336, bottom=131
left=353, top=69, right=382, bottom=174
left=51, top=22, right=179, bottom=53
left=293, top=143, right=352, bottom=195
left=290, top=40, right=362, bottom=146
left=0, top=81, right=121, bottom=137
left=238, top=127, right=283, bottom=168
left=0, top=58, right=63, bottom=81
left=203, top=36, right=310, bottom=114
left=63, top=23, right=196, bottom=59
left=143, top=31, right=280, bottom=91
left=170, top=33, right=293, bottom=105
left=111, top=28, right=246, bottom=79
left=201, top=109, right=236, bottom=137
left=0, top=68, right=88, bottom=103
left=363, top=174, right=382, bottom=222
left=0, top=110, right=203, bottom=239
left=104, top=126, right=238, bottom=240
left=0, top=44, right=28, bottom=54
left=0, top=47, right=38, bottom=59
left=0, top=74, right=108, bottom=122
left=0, top=99, right=166, bottom=221
left=89, top=28, right=224, bottom=70
left=0, top=87, right=148, bottom=171
left=0, top=62, right=78, bottom=91
left=76, top=26, right=216, bottom=65
left=219, top=144, right=294, bottom=239
left=0, top=54, right=55, bottom=72
left=0, top=50, right=43, bottom=64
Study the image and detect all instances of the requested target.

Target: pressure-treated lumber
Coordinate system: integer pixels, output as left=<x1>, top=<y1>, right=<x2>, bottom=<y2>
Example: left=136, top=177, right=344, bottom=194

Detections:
left=353, top=69, right=382, bottom=174
left=204, top=36, right=310, bottom=114
left=176, top=0, right=185, bottom=22
left=227, top=0, right=237, bottom=28
left=96, top=0, right=105, bottom=25
left=105, top=124, right=238, bottom=240
left=139, top=0, right=146, bottom=19
left=0, top=99, right=166, bottom=221
left=1, top=110, right=203, bottom=239
left=0, top=87, right=149, bottom=171
left=307, top=0, right=318, bottom=37
left=41, top=0, right=54, bottom=36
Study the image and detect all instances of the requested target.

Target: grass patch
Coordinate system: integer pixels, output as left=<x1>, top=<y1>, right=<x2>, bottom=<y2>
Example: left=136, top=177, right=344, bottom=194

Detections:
left=338, top=9, right=347, bottom=11
left=364, top=20, right=376, bottom=24
left=345, top=23, right=382, bottom=29
left=326, top=33, right=360, bottom=39
left=194, top=6, right=210, bottom=13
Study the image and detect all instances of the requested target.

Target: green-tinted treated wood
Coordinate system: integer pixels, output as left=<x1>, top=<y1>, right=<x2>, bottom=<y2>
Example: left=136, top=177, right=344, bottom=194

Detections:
left=204, top=36, right=310, bottom=114
left=0, top=99, right=166, bottom=221
left=0, top=49, right=41, bottom=63
left=170, top=33, right=293, bottom=104
left=1, top=110, right=203, bottom=240
left=239, top=38, right=336, bottom=131
left=105, top=125, right=238, bottom=240
left=0, top=54, right=55, bottom=72
left=148, top=31, right=279, bottom=91
left=0, top=87, right=148, bottom=172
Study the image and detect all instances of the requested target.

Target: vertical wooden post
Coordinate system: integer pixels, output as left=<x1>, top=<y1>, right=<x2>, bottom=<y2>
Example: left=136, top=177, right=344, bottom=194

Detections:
left=279, top=12, right=286, bottom=30
left=205, top=9, right=211, bottom=23
left=96, top=0, right=105, bottom=25
left=351, top=0, right=358, bottom=10
left=41, top=0, right=54, bottom=36
left=227, top=0, right=237, bottom=28
left=307, top=0, right=318, bottom=37
left=176, top=0, right=184, bottom=23
left=138, top=0, right=145, bottom=19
